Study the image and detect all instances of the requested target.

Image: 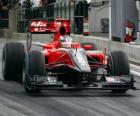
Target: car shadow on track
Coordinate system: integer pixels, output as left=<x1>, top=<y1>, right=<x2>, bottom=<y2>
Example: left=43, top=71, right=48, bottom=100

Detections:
left=26, top=90, right=136, bottom=98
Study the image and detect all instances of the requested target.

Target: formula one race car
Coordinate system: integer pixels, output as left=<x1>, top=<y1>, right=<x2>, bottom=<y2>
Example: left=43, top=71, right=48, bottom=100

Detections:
left=2, top=19, right=136, bottom=93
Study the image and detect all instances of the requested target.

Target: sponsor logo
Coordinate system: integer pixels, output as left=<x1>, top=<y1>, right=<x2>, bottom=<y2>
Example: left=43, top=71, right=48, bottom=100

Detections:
left=30, top=21, right=47, bottom=27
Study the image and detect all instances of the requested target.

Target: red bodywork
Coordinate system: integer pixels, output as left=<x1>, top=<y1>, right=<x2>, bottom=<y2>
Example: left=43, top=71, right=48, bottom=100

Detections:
left=28, top=19, right=105, bottom=72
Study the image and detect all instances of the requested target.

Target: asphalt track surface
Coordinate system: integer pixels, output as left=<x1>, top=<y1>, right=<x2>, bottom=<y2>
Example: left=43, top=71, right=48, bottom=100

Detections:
left=0, top=39, right=140, bottom=116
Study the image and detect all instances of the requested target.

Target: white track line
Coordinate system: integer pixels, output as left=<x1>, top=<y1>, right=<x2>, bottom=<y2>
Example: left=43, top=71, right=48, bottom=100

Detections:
left=131, top=70, right=140, bottom=77
left=18, top=40, right=26, bottom=43
left=130, top=64, right=140, bottom=70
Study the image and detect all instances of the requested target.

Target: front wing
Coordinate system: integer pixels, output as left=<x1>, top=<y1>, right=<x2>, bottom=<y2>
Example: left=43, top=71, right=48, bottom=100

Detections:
left=27, top=75, right=136, bottom=91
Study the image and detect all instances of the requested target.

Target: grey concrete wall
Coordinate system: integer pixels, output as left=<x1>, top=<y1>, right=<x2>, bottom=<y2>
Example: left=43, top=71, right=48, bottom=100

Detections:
left=89, top=6, right=109, bottom=32
left=111, top=0, right=138, bottom=41
left=0, top=29, right=10, bottom=38
left=0, top=9, right=16, bottom=38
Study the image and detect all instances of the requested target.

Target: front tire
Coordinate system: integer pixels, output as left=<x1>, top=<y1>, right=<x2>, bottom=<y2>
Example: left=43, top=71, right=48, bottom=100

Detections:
left=108, top=51, right=130, bottom=93
left=23, top=51, right=46, bottom=93
left=110, top=51, right=130, bottom=76
left=2, top=42, right=25, bottom=82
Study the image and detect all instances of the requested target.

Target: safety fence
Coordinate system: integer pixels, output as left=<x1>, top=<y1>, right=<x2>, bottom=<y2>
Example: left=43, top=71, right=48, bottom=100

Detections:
left=0, top=10, right=9, bottom=29
left=16, top=1, right=89, bottom=34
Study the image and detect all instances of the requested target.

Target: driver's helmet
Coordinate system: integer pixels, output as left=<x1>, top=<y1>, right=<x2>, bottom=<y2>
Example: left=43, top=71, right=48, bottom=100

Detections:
left=60, top=35, right=73, bottom=48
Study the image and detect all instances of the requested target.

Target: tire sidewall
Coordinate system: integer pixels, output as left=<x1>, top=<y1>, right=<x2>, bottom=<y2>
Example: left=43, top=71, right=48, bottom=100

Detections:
left=109, top=51, right=130, bottom=76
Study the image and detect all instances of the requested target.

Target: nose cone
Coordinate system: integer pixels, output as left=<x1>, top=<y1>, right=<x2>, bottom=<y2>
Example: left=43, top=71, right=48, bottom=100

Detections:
left=72, top=49, right=91, bottom=72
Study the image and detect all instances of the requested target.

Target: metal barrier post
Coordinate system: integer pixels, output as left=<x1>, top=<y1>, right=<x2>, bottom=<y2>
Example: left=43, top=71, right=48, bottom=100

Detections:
left=69, top=1, right=71, bottom=20
left=64, top=2, right=66, bottom=18
left=56, top=3, right=59, bottom=18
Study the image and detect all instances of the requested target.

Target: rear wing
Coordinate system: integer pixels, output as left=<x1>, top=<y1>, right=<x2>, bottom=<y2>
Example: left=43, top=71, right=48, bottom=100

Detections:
left=28, top=19, right=55, bottom=34
left=26, top=19, right=71, bottom=51
left=28, top=19, right=71, bottom=34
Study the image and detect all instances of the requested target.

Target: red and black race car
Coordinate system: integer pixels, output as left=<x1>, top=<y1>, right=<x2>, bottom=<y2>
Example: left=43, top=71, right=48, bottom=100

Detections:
left=2, top=19, right=136, bottom=93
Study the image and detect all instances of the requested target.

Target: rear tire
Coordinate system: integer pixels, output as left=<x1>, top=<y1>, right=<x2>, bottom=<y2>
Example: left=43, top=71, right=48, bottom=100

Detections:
left=2, top=42, right=25, bottom=82
left=23, top=51, right=46, bottom=93
left=109, top=51, right=130, bottom=93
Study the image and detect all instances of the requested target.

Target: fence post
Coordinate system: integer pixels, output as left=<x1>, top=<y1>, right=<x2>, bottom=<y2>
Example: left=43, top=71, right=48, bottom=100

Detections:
left=8, top=0, right=17, bottom=38
left=9, top=9, right=17, bottom=38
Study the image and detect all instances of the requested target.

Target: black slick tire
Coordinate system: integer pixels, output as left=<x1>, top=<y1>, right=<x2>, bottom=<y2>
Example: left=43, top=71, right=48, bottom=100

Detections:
left=2, top=42, right=25, bottom=82
left=110, top=51, right=130, bottom=76
left=109, top=51, right=130, bottom=93
left=23, top=51, right=46, bottom=93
